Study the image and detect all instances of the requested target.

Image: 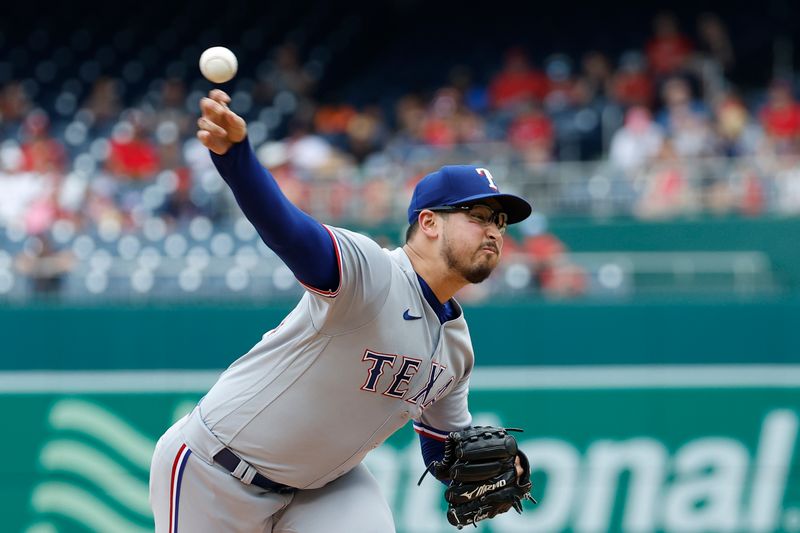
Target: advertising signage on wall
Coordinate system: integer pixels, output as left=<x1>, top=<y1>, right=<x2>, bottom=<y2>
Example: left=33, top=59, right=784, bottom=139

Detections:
left=3, top=366, right=799, bottom=532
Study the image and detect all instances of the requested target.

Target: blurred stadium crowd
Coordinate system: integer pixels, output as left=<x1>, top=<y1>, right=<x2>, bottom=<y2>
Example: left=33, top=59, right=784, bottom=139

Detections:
left=1, top=7, right=799, bottom=302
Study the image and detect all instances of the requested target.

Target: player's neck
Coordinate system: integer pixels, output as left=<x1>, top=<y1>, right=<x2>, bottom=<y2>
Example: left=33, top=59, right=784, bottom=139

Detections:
left=402, top=244, right=467, bottom=303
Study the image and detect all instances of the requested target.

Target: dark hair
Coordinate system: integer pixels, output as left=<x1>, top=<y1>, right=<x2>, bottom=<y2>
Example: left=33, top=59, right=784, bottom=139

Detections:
left=405, top=221, right=419, bottom=242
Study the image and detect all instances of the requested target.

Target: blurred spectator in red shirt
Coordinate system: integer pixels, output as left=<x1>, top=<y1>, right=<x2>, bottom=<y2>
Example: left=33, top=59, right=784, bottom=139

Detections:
left=422, top=125, right=456, bottom=150
left=106, top=110, right=160, bottom=180
left=498, top=233, right=523, bottom=257
left=508, top=105, right=556, bottom=180
left=524, top=232, right=565, bottom=262
left=542, top=53, right=577, bottom=113
left=488, top=47, right=550, bottom=110
left=422, top=88, right=459, bottom=146
left=523, top=232, right=587, bottom=298
left=508, top=106, right=554, bottom=151
left=19, top=110, right=67, bottom=175
left=315, top=104, right=357, bottom=140
left=758, top=80, right=800, bottom=153
left=422, top=87, right=486, bottom=147
left=646, top=11, right=694, bottom=78
left=611, top=51, right=655, bottom=109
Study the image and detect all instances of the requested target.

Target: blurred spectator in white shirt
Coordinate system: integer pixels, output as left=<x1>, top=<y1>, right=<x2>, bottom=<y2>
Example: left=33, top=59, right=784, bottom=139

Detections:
left=609, top=106, right=664, bottom=173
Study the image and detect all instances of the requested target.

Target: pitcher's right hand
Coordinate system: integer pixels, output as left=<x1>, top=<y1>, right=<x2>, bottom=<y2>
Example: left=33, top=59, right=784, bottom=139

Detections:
left=197, top=89, right=247, bottom=155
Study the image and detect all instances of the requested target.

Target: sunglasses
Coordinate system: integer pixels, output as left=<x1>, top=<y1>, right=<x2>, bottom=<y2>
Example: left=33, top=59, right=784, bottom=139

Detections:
left=422, top=204, right=508, bottom=234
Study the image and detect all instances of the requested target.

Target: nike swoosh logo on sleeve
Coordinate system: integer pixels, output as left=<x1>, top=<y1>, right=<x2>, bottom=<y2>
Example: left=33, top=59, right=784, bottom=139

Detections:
left=403, top=309, right=422, bottom=320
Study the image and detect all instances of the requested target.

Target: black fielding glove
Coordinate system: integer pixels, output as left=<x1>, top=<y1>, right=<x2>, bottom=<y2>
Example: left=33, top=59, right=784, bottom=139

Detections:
left=418, top=426, right=536, bottom=529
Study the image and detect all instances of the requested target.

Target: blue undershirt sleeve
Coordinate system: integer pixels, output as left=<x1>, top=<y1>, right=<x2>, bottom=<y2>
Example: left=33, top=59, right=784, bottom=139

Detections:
left=209, top=139, right=339, bottom=293
left=419, top=434, right=450, bottom=487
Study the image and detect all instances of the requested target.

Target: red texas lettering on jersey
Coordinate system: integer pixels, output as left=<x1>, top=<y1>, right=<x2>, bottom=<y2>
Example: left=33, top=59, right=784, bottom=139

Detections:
left=360, top=350, right=452, bottom=409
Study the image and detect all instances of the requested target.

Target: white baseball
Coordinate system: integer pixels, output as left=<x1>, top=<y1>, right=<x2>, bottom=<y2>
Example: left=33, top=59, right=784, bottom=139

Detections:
left=199, top=46, right=238, bottom=84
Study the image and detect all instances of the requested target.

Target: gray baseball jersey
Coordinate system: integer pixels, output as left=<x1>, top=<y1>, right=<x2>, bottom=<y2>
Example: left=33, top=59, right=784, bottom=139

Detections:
left=184, top=226, right=474, bottom=490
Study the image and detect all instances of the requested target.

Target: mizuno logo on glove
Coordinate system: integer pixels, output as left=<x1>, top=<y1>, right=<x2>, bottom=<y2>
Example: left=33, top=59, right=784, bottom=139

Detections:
left=460, top=479, right=507, bottom=500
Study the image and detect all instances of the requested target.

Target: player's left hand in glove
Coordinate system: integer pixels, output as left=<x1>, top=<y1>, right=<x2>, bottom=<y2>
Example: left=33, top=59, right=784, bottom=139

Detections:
left=418, top=426, right=537, bottom=529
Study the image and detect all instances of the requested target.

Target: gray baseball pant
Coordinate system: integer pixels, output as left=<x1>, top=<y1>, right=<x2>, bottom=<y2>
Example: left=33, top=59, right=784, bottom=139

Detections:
left=149, top=415, right=396, bottom=532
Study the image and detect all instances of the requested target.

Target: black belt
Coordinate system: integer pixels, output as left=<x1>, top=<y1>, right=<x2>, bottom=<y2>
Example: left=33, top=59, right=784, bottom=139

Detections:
left=213, top=448, right=296, bottom=494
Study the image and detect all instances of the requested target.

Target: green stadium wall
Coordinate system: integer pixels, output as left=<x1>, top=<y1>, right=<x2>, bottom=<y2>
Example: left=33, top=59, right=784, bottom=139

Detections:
left=2, top=296, right=799, bottom=369
left=549, top=215, right=800, bottom=288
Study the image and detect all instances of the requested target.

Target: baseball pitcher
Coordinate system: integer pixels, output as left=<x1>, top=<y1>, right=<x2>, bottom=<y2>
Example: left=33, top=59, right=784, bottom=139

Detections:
left=148, top=89, right=535, bottom=532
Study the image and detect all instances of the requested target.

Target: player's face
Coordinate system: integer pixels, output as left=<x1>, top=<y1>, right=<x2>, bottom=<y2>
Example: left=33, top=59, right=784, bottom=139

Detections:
left=439, top=205, right=504, bottom=284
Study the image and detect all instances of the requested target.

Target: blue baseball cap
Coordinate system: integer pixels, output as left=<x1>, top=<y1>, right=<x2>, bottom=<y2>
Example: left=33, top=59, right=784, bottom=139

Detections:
left=407, top=165, right=532, bottom=225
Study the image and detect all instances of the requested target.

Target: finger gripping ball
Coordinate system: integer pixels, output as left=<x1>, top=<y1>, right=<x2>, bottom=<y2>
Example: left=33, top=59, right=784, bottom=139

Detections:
left=199, top=46, right=238, bottom=84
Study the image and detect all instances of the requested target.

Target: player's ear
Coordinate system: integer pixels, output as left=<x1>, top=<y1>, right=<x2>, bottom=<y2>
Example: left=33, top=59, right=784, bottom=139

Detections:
left=417, top=210, right=440, bottom=238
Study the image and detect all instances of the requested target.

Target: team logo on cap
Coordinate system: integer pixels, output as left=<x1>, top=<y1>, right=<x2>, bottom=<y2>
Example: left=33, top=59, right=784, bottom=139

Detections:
left=476, top=168, right=498, bottom=191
